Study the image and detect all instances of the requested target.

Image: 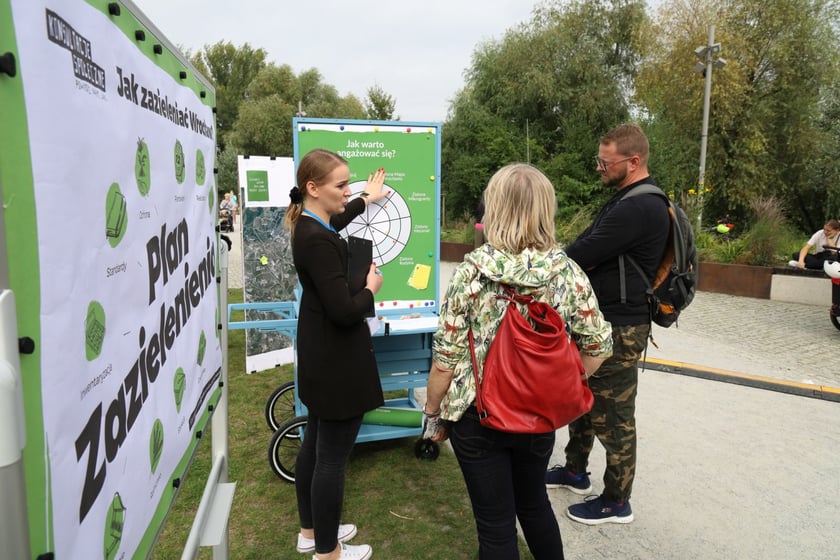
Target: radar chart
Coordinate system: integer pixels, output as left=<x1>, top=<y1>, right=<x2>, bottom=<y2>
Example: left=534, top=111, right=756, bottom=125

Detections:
left=341, top=180, right=411, bottom=266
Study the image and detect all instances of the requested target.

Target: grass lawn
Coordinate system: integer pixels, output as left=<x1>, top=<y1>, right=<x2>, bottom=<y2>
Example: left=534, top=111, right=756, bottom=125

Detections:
left=150, top=289, right=533, bottom=559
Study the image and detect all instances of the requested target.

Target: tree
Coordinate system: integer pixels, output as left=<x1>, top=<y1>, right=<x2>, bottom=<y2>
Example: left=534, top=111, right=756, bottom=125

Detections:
left=441, top=0, right=649, bottom=220
left=188, top=42, right=267, bottom=151
left=216, top=144, right=239, bottom=199
left=364, top=84, right=397, bottom=120
left=635, top=0, right=840, bottom=231
left=226, top=64, right=366, bottom=157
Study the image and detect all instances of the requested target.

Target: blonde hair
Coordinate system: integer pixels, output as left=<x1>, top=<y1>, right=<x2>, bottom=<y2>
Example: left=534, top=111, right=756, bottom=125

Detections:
left=284, top=149, right=347, bottom=233
left=482, top=163, right=557, bottom=253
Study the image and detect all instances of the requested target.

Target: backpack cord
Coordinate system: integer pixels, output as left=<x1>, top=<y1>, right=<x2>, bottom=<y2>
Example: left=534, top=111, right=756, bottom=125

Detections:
left=623, top=256, right=659, bottom=373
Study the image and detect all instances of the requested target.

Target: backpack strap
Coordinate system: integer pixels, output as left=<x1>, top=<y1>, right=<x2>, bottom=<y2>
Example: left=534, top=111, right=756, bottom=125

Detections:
left=616, top=184, right=663, bottom=303
left=616, top=185, right=667, bottom=359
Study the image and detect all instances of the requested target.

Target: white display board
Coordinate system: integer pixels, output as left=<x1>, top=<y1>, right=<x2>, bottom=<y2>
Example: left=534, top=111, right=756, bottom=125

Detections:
left=236, top=156, right=297, bottom=371
left=2, top=0, right=221, bottom=557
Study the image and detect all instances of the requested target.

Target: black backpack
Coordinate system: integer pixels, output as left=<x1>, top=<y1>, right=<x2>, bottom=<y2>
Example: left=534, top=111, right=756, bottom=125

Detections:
left=619, top=184, right=697, bottom=328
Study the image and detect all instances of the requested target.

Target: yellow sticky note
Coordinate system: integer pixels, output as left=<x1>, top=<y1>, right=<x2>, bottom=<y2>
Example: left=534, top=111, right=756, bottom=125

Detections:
left=407, top=264, right=431, bottom=290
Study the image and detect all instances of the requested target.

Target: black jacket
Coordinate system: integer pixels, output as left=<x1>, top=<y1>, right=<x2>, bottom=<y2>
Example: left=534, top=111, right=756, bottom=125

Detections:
left=292, top=198, right=384, bottom=420
left=566, top=179, right=670, bottom=326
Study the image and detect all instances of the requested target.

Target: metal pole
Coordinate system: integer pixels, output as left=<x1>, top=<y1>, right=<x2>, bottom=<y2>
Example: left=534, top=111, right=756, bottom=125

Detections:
left=526, top=119, right=530, bottom=164
left=212, top=235, right=230, bottom=560
left=0, top=173, right=32, bottom=560
left=697, top=25, right=715, bottom=232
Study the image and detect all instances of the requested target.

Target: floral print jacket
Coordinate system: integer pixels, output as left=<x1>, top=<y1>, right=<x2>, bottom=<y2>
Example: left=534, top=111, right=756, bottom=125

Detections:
left=432, top=244, right=613, bottom=422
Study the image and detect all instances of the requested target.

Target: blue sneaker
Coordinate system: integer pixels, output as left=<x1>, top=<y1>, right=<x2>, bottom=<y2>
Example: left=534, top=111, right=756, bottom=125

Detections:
left=545, top=465, right=592, bottom=495
left=567, top=495, right=634, bottom=525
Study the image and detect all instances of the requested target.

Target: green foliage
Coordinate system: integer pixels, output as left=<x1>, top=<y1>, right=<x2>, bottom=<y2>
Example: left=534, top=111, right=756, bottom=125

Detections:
left=555, top=205, right=594, bottom=247
left=226, top=64, right=366, bottom=157
left=441, top=0, right=649, bottom=221
left=441, top=213, right=479, bottom=244
left=188, top=42, right=267, bottom=150
left=216, top=145, right=239, bottom=197
left=364, top=84, right=397, bottom=120
left=441, top=97, right=520, bottom=221
left=736, top=197, right=791, bottom=265
left=694, top=195, right=803, bottom=265
left=189, top=44, right=391, bottom=158
left=635, top=0, right=840, bottom=233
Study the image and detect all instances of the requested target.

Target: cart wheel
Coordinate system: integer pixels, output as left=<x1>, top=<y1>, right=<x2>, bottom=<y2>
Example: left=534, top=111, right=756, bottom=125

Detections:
left=268, top=415, right=308, bottom=482
left=414, top=438, right=440, bottom=461
left=265, top=381, right=297, bottom=432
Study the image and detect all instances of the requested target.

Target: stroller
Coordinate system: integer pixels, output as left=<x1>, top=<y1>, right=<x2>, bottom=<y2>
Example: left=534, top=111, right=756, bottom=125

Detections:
left=219, top=208, right=234, bottom=232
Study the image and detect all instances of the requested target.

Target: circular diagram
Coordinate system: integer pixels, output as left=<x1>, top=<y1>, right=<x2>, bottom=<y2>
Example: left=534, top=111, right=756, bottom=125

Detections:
left=341, top=181, right=411, bottom=266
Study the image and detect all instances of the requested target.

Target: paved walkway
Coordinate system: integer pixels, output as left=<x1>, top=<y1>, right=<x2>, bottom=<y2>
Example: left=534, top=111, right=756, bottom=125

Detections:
left=226, top=240, right=840, bottom=559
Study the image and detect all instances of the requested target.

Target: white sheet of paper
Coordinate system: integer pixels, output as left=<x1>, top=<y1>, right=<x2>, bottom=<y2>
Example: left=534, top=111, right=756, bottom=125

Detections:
left=386, top=316, right=439, bottom=332
left=367, top=316, right=382, bottom=335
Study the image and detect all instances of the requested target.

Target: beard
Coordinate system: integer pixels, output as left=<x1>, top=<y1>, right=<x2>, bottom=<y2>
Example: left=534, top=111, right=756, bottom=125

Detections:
left=601, top=167, right=628, bottom=189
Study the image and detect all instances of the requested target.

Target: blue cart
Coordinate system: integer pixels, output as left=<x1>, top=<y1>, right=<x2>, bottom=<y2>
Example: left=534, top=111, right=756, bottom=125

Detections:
left=228, top=301, right=440, bottom=483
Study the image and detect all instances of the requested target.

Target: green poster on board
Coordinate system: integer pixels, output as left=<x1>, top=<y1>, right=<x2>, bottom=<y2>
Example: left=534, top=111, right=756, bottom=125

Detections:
left=246, top=169, right=269, bottom=202
left=293, top=119, right=442, bottom=314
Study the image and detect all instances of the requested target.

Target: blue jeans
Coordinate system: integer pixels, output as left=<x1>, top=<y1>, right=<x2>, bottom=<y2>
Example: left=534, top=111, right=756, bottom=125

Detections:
left=295, top=413, right=364, bottom=554
left=450, top=407, right=564, bottom=560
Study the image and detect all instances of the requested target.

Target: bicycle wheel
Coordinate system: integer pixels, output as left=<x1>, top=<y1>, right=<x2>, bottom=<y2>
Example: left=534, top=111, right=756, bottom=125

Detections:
left=268, top=415, right=308, bottom=483
left=265, top=381, right=297, bottom=431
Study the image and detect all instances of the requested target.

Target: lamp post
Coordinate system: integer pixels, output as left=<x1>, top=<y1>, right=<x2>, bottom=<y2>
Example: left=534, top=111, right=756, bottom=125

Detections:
left=693, top=25, right=726, bottom=232
left=525, top=118, right=530, bottom=164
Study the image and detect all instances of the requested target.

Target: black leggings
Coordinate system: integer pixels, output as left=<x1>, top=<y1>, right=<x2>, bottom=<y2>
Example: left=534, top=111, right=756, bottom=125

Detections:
left=792, top=251, right=831, bottom=270
left=295, top=412, right=363, bottom=554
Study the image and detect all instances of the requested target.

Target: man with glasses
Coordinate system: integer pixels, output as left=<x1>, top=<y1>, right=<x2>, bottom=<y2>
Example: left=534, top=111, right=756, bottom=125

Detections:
left=788, top=219, right=840, bottom=270
left=545, top=123, right=669, bottom=525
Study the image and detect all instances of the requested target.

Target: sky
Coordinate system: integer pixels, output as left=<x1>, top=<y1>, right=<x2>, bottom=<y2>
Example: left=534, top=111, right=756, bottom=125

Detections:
left=131, top=0, right=544, bottom=123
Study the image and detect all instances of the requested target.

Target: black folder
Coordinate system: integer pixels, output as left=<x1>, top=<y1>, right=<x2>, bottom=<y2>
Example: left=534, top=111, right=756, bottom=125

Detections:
left=347, top=236, right=374, bottom=317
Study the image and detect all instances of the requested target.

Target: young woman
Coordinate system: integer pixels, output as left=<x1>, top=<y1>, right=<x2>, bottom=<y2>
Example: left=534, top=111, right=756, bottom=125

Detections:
left=284, top=148, right=388, bottom=560
left=790, top=219, right=840, bottom=269
left=423, top=163, right=613, bottom=559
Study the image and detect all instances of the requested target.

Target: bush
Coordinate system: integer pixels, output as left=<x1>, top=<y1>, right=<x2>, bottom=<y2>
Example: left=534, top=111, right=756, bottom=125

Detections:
left=440, top=211, right=478, bottom=244
left=440, top=195, right=807, bottom=268
left=737, top=197, right=801, bottom=266
left=556, top=206, right=593, bottom=247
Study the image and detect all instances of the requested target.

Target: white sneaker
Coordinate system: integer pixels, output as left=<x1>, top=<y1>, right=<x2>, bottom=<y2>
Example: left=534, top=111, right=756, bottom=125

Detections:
left=788, top=260, right=799, bottom=267
left=296, top=524, right=358, bottom=553
left=312, top=542, right=372, bottom=560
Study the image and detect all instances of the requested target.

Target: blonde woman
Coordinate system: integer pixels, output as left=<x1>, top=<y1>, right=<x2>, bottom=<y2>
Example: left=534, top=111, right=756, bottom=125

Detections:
left=424, top=163, right=613, bottom=559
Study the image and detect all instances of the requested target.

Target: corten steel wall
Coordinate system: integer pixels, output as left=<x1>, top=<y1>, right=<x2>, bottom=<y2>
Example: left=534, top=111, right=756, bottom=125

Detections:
left=696, top=262, right=772, bottom=299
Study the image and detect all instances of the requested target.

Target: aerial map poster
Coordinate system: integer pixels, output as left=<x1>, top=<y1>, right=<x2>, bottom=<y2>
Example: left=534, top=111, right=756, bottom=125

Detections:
left=293, top=118, right=442, bottom=315
left=236, top=156, right=296, bottom=372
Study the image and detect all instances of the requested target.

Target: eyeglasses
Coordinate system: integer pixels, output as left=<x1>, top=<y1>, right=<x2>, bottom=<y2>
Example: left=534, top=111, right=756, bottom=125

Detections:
left=594, top=156, right=634, bottom=172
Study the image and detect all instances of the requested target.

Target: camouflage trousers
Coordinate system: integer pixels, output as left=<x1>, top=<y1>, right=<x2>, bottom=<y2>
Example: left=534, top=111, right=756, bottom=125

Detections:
left=564, top=323, right=650, bottom=503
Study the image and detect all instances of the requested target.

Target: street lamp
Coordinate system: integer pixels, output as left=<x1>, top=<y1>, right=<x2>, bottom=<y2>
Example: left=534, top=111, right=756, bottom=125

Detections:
left=693, top=25, right=726, bottom=232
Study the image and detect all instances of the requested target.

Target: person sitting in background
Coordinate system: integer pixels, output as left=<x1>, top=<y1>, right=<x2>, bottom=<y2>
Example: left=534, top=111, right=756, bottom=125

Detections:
left=788, top=219, right=840, bottom=270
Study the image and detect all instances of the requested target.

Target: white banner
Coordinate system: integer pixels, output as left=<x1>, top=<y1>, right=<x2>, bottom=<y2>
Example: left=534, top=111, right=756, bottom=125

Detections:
left=11, top=0, right=220, bottom=557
